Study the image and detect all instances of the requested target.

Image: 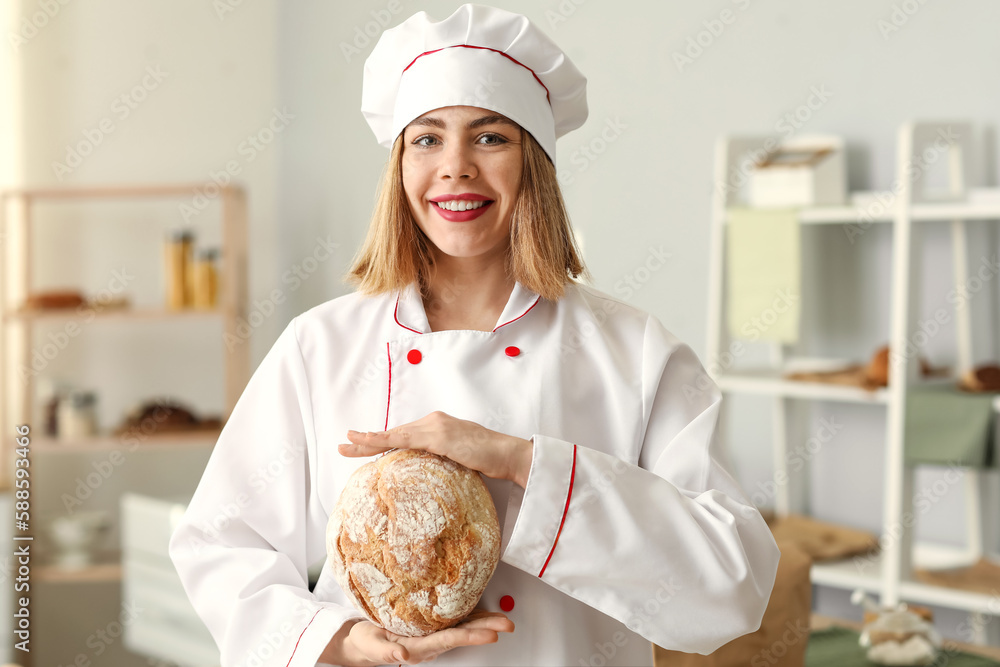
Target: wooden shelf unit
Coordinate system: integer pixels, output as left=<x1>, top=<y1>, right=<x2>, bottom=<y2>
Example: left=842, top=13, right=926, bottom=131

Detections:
left=0, top=183, right=250, bottom=594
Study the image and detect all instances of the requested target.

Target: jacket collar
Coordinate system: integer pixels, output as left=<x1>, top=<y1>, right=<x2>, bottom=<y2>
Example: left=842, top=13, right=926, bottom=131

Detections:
left=393, top=280, right=541, bottom=334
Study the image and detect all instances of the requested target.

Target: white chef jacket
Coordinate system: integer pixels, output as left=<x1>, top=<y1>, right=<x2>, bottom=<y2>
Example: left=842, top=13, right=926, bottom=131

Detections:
left=168, top=280, right=779, bottom=667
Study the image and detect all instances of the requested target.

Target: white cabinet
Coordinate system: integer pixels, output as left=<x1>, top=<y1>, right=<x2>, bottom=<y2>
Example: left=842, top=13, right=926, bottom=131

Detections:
left=121, top=493, right=220, bottom=667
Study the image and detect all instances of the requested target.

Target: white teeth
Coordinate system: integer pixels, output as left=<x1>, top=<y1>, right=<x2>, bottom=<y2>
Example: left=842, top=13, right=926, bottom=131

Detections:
left=434, top=199, right=488, bottom=212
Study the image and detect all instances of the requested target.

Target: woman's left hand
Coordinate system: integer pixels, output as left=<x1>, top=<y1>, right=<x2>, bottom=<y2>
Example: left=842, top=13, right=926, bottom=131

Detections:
left=338, top=411, right=533, bottom=488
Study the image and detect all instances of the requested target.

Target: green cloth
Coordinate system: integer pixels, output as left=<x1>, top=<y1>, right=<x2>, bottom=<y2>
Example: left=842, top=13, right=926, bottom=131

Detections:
left=807, top=626, right=1000, bottom=666
left=904, top=385, right=998, bottom=468
left=726, top=207, right=801, bottom=344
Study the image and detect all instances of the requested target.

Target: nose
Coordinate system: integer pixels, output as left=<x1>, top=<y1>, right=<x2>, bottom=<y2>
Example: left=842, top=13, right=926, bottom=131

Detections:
left=438, top=140, right=477, bottom=180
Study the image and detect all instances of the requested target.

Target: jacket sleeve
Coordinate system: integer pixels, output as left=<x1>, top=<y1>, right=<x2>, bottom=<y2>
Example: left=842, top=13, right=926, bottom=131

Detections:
left=500, top=314, right=780, bottom=654
left=168, top=318, right=366, bottom=667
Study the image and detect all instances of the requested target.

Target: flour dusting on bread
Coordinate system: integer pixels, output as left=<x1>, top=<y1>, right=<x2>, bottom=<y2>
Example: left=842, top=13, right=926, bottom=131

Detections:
left=327, top=449, right=501, bottom=636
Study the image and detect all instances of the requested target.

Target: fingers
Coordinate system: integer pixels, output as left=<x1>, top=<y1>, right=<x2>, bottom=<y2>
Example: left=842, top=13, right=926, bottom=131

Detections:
left=396, top=629, right=498, bottom=663
left=455, top=613, right=515, bottom=633
left=391, top=618, right=514, bottom=664
left=338, top=441, right=391, bottom=457
left=350, top=622, right=407, bottom=664
left=340, top=429, right=408, bottom=458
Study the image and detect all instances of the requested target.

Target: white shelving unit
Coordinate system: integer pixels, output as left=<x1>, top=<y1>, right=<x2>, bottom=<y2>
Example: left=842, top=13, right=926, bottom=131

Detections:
left=706, top=122, right=1000, bottom=640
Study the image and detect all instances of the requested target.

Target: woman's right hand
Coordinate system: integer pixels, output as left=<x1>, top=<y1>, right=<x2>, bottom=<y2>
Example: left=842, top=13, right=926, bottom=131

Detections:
left=320, top=609, right=515, bottom=666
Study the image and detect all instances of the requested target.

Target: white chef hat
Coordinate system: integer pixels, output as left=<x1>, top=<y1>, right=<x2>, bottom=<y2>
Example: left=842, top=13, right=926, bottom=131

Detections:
left=361, top=3, right=588, bottom=165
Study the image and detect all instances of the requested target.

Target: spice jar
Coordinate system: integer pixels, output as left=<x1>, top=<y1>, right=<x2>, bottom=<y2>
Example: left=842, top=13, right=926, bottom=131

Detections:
left=165, top=229, right=194, bottom=309
left=192, top=248, right=220, bottom=309
left=58, top=390, right=98, bottom=440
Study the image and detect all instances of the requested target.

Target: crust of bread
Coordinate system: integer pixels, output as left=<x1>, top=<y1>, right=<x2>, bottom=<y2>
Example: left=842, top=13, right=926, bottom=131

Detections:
left=327, top=449, right=500, bottom=636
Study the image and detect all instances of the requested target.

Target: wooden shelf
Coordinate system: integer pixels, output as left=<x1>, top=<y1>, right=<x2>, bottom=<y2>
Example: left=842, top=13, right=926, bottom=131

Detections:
left=812, top=543, right=1000, bottom=615
left=30, top=428, right=223, bottom=452
left=35, top=550, right=123, bottom=583
left=3, top=306, right=227, bottom=323
left=0, top=183, right=242, bottom=200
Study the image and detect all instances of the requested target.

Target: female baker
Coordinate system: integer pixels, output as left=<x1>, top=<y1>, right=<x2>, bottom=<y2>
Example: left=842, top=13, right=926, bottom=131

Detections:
left=169, top=5, right=780, bottom=666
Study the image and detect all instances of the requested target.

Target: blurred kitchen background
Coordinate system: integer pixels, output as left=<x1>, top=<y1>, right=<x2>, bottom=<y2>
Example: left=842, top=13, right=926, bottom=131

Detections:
left=0, top=1, right=999, bottom=665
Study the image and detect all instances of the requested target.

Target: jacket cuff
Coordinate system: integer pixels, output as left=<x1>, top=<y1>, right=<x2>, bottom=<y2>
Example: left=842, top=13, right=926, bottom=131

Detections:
left=500, top=434, right=577, bottom=578
left=287, top=607, right=367, bottom=667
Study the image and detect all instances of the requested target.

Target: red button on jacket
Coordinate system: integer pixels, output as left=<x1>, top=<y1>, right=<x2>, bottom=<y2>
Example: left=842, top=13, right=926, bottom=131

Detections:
left=504, top=346, right=520, bottom=357
left=407, top=349, right=422, bottom=364
left=499, top=595, right=515, bottom=612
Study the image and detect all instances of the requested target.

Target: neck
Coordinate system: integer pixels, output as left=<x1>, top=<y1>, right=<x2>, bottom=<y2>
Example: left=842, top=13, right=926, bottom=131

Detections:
left=422, top=249, right=514, bottom=332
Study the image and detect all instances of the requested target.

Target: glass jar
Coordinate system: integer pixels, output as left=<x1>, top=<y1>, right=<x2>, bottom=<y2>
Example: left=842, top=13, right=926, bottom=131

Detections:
left=192, top=247, right=220, bottom=309
left=58, top=390, right=98, bottom=440
left=165, top=229, right=194, bottom=309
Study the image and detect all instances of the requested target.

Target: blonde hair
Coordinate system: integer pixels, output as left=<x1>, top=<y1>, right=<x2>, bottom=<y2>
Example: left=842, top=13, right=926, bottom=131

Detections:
left=345, top=127, right=590, bottom=302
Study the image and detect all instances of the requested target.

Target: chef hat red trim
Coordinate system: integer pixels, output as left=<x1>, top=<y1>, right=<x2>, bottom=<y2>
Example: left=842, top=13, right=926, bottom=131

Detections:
left=402, top=45, right=551, bottom=104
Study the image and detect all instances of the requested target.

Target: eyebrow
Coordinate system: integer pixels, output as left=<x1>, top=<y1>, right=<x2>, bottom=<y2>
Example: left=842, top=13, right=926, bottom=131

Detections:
left=406, top=114, right=519, bottom=131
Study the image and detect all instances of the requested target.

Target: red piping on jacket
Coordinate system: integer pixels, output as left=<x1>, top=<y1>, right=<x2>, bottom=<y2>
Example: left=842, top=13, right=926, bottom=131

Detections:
left=393, top=291, right=542, bottom=334
left=538, top=443, right=577, bottom=578
left=285, top=608, right=323, bottom=666
left=493, top=295, right=540, bottom=332
left=384, top=342, right=392, bottom=430
left=393, top=293, right=422, bottom=334
left=402, top=44, right=551, bottom=103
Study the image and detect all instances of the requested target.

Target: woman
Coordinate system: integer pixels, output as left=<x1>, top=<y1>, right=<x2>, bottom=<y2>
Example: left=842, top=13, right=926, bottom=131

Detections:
left=169, top=5, right=779, bottom=667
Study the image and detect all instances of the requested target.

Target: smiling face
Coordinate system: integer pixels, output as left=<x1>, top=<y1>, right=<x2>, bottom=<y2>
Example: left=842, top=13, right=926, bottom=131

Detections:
left=401, top=106, right=523, bottom=264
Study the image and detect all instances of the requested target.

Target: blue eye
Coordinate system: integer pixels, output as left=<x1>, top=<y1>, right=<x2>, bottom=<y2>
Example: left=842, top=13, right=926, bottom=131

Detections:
left=413, top=135, right=439, bottom=147
left=478, top=133, right=507, bottom=145
left=411, top=133, right=508, bottom=148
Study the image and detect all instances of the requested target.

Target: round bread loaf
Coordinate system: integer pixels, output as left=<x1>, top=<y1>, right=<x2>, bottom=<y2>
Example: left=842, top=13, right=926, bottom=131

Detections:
left=326, top=449, right=500, bottom=636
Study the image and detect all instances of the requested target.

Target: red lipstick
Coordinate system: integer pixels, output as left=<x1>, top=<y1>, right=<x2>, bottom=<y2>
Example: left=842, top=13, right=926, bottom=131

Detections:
left=429, top=193, right=495, bottom=221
